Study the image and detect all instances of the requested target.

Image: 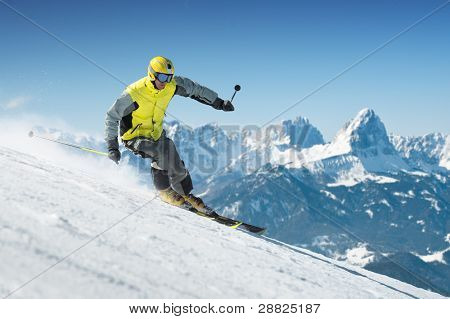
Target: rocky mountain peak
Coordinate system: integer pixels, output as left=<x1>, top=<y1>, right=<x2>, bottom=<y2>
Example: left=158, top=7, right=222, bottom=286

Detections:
left=333, top=108, right=395, bottom=155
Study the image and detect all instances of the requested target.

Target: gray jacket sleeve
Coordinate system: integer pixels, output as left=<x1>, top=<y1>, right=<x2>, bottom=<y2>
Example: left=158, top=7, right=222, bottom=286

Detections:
left=104, top=91, right=135, bottom=142
left=174, top=76, right=218, bottom=105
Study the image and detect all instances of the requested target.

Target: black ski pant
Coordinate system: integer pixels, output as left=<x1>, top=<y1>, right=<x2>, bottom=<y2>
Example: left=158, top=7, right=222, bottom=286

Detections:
left=124, top=132, right=193, bottom=195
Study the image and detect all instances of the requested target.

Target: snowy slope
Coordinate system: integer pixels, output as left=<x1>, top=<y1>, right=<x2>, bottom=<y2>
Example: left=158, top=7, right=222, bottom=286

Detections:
left=0, top=145, right=442, bottom=298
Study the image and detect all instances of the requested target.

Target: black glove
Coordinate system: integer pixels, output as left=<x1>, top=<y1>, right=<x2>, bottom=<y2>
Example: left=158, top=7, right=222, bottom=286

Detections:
left=212, top=97, right=235, bottom=112
left=222, top=100, right=234, bottom=112
left=106, top=138, right=121, bottom=164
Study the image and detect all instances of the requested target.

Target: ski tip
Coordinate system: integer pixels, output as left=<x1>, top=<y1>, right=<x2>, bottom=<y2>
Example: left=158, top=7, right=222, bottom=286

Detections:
left=28, top=131, right=34, bottom=138
left=238, top=224, right=266, bottom=235
left=258, top=228, right=267, bottom=235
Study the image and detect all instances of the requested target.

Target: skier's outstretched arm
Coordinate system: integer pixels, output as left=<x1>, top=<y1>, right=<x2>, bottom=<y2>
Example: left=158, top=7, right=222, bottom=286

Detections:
left=104, top=92, right=136, bottom=163
left=174, top=76, right=234, bottom=112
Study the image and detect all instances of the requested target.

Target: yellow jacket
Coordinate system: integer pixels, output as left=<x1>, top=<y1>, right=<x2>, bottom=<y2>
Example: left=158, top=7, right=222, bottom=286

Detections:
left=104, top=76, right=219, bottom=142
left=122, top=76, right=176, bottom=141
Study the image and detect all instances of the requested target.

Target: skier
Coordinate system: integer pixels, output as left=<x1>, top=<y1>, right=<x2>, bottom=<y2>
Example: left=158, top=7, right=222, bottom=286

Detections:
left=104, top=56, right=234, bottom=211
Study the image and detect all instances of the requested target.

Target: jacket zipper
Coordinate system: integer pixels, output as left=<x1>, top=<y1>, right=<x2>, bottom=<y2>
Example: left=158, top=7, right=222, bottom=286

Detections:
left=130, top=123, right=142, bottom=134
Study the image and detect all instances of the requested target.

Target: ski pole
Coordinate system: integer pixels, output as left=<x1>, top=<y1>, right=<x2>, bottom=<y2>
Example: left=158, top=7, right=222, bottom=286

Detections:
left=230, top=84, right=241, bottom=102
left=28, top=131, right=109, bottom=156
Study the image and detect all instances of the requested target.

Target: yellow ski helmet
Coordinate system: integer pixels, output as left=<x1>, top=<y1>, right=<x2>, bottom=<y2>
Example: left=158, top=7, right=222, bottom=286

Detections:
left=147, top=56, right=175, bottom=82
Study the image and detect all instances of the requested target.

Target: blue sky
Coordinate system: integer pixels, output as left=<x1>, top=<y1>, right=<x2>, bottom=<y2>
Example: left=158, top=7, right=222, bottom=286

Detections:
left=1, top=0, right=449, bottom=140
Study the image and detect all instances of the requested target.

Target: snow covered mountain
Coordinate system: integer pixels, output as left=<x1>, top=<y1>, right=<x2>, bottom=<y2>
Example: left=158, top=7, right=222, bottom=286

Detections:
left=279, top=108, right=410, bottom=187
left=196, top=109, right=449, bottom=296
left=1, top=145, right=441, bottom=298
left=164, top=116, right=325, bottom=181
left=390, top=133, right=450, bottom=172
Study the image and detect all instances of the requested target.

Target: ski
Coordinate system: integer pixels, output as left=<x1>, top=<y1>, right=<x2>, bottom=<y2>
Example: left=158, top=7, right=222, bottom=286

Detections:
left=175, top=202, right=266, bottom=235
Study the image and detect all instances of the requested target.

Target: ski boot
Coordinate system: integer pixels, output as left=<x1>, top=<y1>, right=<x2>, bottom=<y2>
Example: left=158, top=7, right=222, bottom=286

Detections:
left=159, top=188, right=186, bottom=207
left=183, top=193, right=217, bottom=217
left=182, top=193, right=205, bottom=211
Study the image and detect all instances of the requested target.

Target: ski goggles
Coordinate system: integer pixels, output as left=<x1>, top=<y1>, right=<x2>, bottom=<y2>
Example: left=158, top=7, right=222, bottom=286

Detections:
left=154, top=72, right=173, bottom=83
